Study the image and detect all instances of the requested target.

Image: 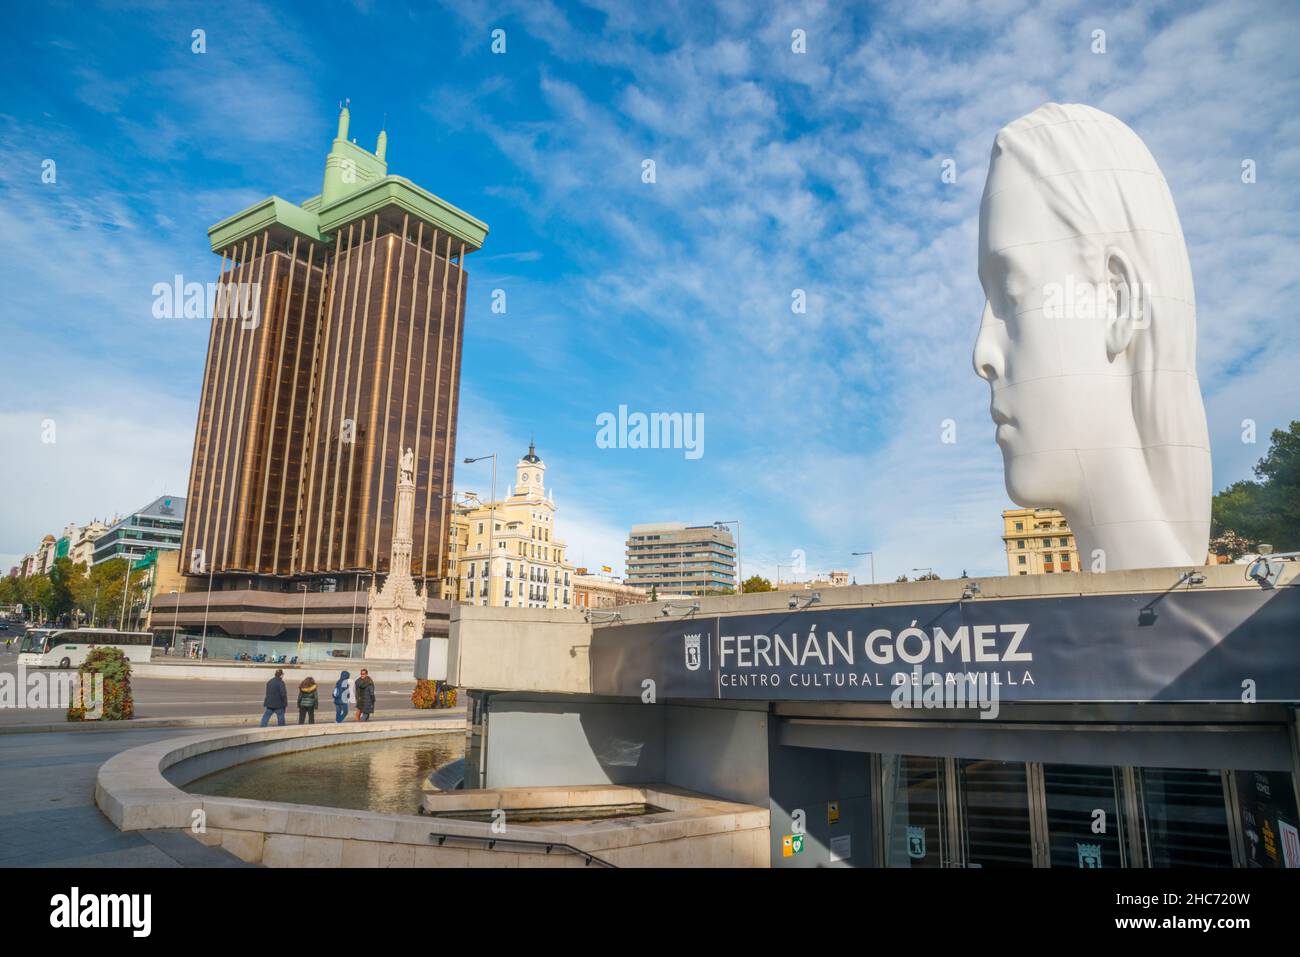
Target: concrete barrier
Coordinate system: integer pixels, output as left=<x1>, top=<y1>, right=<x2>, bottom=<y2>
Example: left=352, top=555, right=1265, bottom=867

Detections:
left=133, top=660, right=414, bottom=682
left=0, top=708, right=462, bottom=735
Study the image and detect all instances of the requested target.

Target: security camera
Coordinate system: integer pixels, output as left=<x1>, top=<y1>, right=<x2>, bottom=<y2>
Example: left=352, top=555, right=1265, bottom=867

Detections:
left=1248, top=558, right=1277, bottom=589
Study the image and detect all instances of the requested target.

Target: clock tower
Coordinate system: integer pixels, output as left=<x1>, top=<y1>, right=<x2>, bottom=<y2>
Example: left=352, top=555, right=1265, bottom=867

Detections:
left=515, top=441, right=545, bottom=499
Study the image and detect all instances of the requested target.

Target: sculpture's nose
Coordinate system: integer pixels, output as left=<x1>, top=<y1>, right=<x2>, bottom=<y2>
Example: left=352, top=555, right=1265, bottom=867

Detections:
left=972, top=300, right=1004, bottom=383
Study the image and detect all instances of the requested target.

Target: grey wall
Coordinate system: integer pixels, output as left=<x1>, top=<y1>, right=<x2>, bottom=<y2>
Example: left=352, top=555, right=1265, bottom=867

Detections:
left=664, top=703, right=769, bottom=805
left=480, top=695, right=773, bottom=806
left=767, top=723, right=874, bottom=869
left=483, top=696, right=666, bottom=789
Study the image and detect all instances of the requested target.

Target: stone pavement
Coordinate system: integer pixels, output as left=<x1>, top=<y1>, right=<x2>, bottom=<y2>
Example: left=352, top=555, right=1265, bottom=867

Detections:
left=0, top=725, right=250, bottom=867
left=0, top=709, right=466, bottom=867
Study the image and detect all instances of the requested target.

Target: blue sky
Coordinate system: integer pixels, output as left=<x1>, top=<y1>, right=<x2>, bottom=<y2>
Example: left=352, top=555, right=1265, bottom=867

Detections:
left=1, top=0, right=1298, bottom=582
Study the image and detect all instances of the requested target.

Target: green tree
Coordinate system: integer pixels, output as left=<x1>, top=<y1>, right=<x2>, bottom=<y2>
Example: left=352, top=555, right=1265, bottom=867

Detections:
left=741, top=575, right=773, bottom=593
left=63, top=558, right=145, bottom=628
left=47, top=557, right=78, bottom=621
left=0, top=576, right=20, bottom=607
left=1211, top=420, right=1300, bottom=553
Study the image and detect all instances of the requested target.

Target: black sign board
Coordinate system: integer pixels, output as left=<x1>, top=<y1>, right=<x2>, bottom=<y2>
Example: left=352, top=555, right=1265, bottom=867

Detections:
left=590, top=587, right=1300, bottom=704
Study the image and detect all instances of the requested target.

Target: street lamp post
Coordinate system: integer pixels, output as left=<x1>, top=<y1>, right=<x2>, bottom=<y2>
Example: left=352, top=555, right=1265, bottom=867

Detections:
left=463, top=455, right=497, bottom=604
left=170, top=589, right=179, bottom=655
left=118, top=559, right=133, bottom=629
left=714, top=520, right=741, bottom=594
left=348, top=572, right=360, bottom=658
left=199, top=564, right=214, bottom=660
left=297, top=583, right=309, bottom=658
left=852, top=551, right=876, bottom=585
left=912, top=567, right=934, bottom=580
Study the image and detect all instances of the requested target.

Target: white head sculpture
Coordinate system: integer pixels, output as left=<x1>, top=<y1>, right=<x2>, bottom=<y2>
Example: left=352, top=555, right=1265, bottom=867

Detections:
left=973, top=103, right=1211, bottom=571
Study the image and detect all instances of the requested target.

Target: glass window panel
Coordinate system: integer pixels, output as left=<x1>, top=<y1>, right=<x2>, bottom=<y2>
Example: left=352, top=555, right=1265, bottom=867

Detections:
left=880, top=755, right=946, bottom=868
left=1043, top=764, right=1123, bottom=868
left=958, top=759, right=1033, bottom=867
left=1140, top=767, right=1233, bottom=867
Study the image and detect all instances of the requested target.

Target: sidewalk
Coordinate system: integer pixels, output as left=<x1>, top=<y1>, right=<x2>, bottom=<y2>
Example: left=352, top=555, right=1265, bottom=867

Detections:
left=0, top=711, right=467, bottom=867
left=0, top=707, right=467, bottom=735
left=0, top=724, right=247, bottom=867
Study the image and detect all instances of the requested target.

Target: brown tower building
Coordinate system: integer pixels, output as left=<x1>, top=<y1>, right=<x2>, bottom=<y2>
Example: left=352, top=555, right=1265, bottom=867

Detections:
left=179, top=107, right=488, bottom=591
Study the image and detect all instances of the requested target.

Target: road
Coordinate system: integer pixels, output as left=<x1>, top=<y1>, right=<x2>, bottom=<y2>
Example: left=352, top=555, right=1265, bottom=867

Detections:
left=0, top=647, right=419, bottom=725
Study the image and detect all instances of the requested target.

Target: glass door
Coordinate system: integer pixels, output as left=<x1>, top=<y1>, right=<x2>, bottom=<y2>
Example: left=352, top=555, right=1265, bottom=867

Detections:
left=1040, top=763, right=1126, bottom=868
left=880, top=754, right=947, bottom=867
left=1137, top=767, right=1234, bottom=867
left=957, top=759, right=1035, bottom=867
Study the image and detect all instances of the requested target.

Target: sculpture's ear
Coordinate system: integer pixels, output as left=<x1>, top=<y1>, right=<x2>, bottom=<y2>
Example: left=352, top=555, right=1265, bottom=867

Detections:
left=1104, top=246, right=1140, bottom=360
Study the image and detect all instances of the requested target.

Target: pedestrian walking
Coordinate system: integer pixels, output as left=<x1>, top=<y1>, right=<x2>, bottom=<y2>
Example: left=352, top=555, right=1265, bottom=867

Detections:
left=354, top=669, right=376, bottom=722
left=297, top=676, right=319, bottom=725
left=260, top=668, right=287, bottom=727
left=332, top=670, right=352, bottom=723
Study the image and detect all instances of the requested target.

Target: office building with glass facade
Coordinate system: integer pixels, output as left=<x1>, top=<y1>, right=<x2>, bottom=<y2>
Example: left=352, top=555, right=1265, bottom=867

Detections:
left=92, top=496, right=185, bottom=566
left=158, top=108, right=485, bottom=652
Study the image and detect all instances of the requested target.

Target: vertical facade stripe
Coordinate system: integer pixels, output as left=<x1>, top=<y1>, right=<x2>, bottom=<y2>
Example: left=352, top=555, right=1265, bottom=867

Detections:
left=224, top=232, right=272, bottom=567
left=421, top=232, right=454, bottom=590
left=436, top=241, right=467, bottom=582
left=253, top=235, right=299, bottom=569
left=181, top=248, right=228, bottom=573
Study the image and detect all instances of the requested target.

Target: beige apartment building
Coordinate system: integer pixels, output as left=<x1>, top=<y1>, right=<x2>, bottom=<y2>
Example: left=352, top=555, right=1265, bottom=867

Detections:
left=572, top=570, right=650, bottom=610
left=1003, top=507, right=1080, bottom=575
left=442, top=443, right=576, bottom=609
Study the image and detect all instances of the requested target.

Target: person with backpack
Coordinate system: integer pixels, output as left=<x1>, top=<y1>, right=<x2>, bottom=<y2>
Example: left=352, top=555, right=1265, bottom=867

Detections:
left=332, top=670, right=352, bottom=723
left=297, top=676, right=319, bottom=724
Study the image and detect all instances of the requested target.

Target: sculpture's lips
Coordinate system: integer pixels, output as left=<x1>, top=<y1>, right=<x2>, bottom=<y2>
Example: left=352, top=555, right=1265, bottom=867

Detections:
left=990, top=405, right=1015, bottom=427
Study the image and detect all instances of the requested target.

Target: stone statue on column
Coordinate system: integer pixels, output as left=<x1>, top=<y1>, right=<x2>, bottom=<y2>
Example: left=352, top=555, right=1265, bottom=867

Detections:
left=365, top=447, right=426, bottom=659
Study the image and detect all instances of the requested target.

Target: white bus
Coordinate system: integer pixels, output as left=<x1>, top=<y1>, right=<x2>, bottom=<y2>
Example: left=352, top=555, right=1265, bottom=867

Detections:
left=16, top=628, right=155, bottom=668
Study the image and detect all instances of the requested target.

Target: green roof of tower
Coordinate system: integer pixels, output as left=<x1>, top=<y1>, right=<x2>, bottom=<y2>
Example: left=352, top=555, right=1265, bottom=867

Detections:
left=207, top=105, right=488, bottom=255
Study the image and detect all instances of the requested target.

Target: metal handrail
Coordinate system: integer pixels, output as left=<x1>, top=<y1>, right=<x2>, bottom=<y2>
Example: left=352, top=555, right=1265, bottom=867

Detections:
left=427, top=830, right=615, bottom=867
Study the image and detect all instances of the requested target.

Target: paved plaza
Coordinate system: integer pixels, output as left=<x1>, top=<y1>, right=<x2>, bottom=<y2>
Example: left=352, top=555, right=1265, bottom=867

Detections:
left=0, top=647, right=464, bottom=866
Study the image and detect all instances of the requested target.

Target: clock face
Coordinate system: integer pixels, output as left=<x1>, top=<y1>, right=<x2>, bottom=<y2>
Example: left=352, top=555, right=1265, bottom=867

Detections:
left=521, top=472, right=529, bottom=483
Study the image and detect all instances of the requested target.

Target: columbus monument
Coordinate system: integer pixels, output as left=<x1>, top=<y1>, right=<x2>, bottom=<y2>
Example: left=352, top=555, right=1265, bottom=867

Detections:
left=365, top=447, right=426, bottom=659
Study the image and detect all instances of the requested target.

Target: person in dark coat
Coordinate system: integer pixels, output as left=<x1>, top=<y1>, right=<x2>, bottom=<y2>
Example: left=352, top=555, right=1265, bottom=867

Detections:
left=297, top=676, right=319, bottom=725
left=332, top=670, right=352, bottom=723
left=261, top=668, right=287, bottom=727
left=354, top=669, right=376, bottom=722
